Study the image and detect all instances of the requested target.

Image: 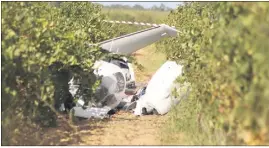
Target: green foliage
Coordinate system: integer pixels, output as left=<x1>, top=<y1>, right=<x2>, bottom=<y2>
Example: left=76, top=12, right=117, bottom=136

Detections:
left=159, top=2, right=269, bottom=145
left=1, top=2, right=118, bottom=145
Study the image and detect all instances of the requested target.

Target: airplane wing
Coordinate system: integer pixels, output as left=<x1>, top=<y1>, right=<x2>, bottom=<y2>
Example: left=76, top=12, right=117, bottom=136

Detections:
left=98, top=24, right=179, bottom=55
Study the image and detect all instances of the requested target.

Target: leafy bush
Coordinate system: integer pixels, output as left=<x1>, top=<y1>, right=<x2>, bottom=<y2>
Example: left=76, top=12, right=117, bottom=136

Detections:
left=159, top=2, right=269, bottom=145
left=1, top=2, right=118, bottom=145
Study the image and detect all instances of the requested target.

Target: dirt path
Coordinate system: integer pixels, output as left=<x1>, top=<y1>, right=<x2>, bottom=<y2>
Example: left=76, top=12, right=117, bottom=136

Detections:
left=39, top=110, right=168, bottom=145
left=76, top=111, right=168, bottom=145
left=38, top=110, right=168, bottom=145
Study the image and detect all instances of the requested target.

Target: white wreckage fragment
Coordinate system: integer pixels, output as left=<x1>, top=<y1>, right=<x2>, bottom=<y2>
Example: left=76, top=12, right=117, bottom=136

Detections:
left=134, top=61, right=186, bottom=116
left=72, top=106, right=111, bottom=119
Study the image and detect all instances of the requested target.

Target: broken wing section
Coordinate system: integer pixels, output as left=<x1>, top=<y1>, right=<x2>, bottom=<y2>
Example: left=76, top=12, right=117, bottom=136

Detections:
left=99, top=25, right=179, bottom=55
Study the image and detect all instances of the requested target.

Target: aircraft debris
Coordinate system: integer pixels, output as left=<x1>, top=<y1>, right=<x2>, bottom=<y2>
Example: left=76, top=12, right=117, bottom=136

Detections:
left=56, top=22, right=185, bottom=120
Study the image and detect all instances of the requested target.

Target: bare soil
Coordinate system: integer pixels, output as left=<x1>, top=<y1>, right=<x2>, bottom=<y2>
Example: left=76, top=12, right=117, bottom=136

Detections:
left=35, top=110, right=167, bottom=145
left=78, top=111, right=168, bottom=145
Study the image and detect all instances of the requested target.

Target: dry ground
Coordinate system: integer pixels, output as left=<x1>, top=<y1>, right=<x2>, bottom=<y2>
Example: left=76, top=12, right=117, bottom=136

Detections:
left=36, top=111, right=168, bottom=146
left=78, top=112, right=168, bottom=145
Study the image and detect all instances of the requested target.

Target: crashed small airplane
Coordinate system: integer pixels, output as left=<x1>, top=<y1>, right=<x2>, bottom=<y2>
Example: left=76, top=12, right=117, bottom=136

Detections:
left=65, top=22, right=190, bottom=119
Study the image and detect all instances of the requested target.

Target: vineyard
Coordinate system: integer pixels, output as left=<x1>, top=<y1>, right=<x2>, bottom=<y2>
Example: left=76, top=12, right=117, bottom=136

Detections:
left=158, top=2, right=269, bottom=145
left=1, top=2, right=269, bottom=145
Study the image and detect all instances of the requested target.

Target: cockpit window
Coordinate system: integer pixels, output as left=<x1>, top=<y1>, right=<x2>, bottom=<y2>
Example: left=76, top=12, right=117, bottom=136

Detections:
left=110, top=59, right=129, bottom=69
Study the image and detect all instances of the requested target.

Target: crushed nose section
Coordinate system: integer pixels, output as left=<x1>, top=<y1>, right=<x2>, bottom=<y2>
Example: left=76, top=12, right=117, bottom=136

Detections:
left=71, top=61, right=127, bottom=119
